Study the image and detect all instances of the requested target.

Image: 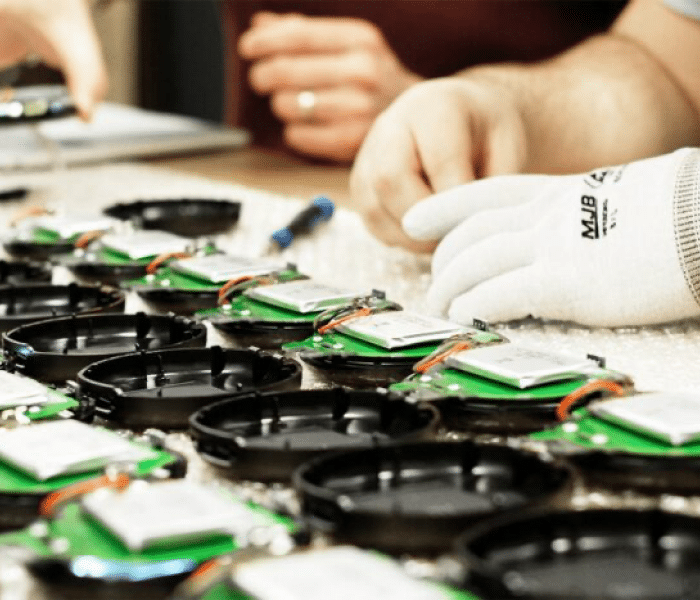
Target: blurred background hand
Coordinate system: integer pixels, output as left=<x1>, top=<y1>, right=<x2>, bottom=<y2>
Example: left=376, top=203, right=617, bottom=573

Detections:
left=0, top=0, right=107, bottom=119
left=239, top=11, right=422, bottom=162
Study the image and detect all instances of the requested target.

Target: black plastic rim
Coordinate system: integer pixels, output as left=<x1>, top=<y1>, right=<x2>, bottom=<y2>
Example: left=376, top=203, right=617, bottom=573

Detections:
left=103, top=198, right=241, bottom=237
left=2, top=312, right=206, bottom=384
left=65, top=259, right=148, bottom=286
left=0, top=259, right=51, bottom=285
left=567, top=449, right=700, bottom=493
left=456, top=508, right=700, bottom=600
left=189, top=388, right=439, bottom=482
left=135, top=287, right=219, bottom=315
left=210, top=318, right=314, bottom=349
left=293, top=440, right=570, bottom=555
left=3, top=239, right=77, bottom=261
left=298, top=350, right=417, bottom=388
left=0, top=283, right=125, bottom=332
left=78, top=346, right=302, bottom=429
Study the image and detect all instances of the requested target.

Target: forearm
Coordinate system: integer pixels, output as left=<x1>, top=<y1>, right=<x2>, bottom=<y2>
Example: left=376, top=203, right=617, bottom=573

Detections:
left=458, top=5, right=700, bottom=173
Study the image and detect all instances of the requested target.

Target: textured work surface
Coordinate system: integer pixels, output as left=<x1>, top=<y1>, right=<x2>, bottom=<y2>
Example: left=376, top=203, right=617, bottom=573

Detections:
left=2, top=162, right=700, bottom=597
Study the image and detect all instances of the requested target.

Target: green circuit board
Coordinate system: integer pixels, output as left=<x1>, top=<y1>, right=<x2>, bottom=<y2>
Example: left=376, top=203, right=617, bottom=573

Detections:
left=531, top=408, right=700, bottom=456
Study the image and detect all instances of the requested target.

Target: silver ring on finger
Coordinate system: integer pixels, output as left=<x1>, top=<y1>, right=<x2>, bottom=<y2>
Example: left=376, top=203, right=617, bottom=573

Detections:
left=296, top=90, right=317, bottom=122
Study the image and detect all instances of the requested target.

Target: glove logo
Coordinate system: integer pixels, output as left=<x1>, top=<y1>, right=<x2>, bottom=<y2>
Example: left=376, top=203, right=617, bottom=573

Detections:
left=581, top=195, right=615, bottom=240
left=584, top=166, right=624, bottom=189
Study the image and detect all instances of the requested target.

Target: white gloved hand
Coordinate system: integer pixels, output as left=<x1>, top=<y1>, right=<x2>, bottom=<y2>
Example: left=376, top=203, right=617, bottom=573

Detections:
left=402, top=148, right=700, bottom=327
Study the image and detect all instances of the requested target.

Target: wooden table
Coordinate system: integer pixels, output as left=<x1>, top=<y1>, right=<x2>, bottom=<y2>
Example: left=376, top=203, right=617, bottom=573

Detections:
left=149, top=146, right=352, bottom=207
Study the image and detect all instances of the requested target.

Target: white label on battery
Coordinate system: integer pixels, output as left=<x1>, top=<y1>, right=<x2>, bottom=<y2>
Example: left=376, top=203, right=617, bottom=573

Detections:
left=590, top=392, right=700, bottom=446
left=233, top=547, right=449, bottom=600
left=445, top=343, right=598, bottom=389
left=0, top=371, right=54, bottom=409
left=171, top=254, right=287, bottom=284
left=0, top=421, right=157, bottom=481
left=245, top=280, right=366, bottom=313
left=82, top=480, right=268, bottom=551
left=32, top=214, right=118, bottom=238
left=101, top=230, right=192, bottom=259
left=336, top=311, right=464, bottom=349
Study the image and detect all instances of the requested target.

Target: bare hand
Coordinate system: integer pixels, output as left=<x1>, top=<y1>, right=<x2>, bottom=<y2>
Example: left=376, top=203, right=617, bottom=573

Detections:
left=239, top=12, right=421, bottom=162
left=349, top=77, right=528, bottom=251
left=0, top=0, right=107, bottom=119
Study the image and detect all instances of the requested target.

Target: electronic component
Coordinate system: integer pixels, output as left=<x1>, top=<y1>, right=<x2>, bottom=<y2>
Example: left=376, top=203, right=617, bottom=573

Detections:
left=0, top=283, right=125, bottom=332
left=456, top=508, right=700, bottom=600
left=0, top=421, right=156, bottom=480
left=29, top=214, right=119, bottom=240
left=129, top=255, right=294, bottom=315
left=103, top=198, right=241, bottom=237
left=82, top=481, right=267, bottom=551
left=0, top=369, right=80, bottom=423
left=0, top=84, right=76, bottom=122
left=190, top=388, right=438, bottom=481
left=101, top=230, right=196, bottom=260
left=392, top=335, right=631, bottom=434
left=245, top=280, right=367, bottom=314
left=199, top=272, right=364, bottom=349
left=283, top=294, right=467, bottom=387
left=0, top=480, right=291, bottom=597
left=78, top=346, right=302, bottom=428
left=294, top=440, right=569, bottom=554
left=590, top=392, right=700, bottom=446
left=0, top=421, right=185, bottom=531
left=231, top=547, right=469, bottom=600
left=3, top=312, right=207, bottom=384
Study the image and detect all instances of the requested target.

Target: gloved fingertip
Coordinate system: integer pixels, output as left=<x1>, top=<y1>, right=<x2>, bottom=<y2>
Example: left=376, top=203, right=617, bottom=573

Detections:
left=401, top=206, right=439, bottom=241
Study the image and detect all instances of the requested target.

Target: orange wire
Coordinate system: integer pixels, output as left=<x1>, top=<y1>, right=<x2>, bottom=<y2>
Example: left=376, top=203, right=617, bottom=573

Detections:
left=556, top=379, right=626, bottom=422
left=415, top=341, right=471, bottom=373
left=218, top=276, right=253, bottom=300
left=74, top=230, right=105, bottom=249
left=318, top=307, right=372, bottom=334
left=146, top=252, right=191, bottom=275
left=39, top=472, right=130, bottom=517
left=10, top=206, right=50, bottom=227
left=189, top=557, right=222, bottom=581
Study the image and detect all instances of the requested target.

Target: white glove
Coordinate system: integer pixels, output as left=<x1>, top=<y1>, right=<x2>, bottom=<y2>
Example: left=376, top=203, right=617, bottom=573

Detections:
left=402, top=148, right=700, bottom=327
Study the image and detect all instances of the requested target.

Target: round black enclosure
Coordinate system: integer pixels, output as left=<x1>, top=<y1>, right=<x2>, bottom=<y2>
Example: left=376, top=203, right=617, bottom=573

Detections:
left=456, top=508, right=700, bottom=600
left=0, top=283, right=125, bottom=332
left=79, top=346, right=302, bottom=429
left=103, top=199, right=241, bottom=237
left=298, top=350, right=417, bottom=388
left=63, top=257, right=148, bottom=286
left=566, top=449, right=700, bottom=494
left=3, top=238, right=77, bottom=261
left=210, top=316, right=314, bottom=350
left=135, top=287, right=219, bottom=315
left=293, top=441, right=570, bottom=555
left=189, top=388, right=439, bottom=481
left=0, top=260, right=51, bottom=285
left=3, top=312, right=206, bottom=384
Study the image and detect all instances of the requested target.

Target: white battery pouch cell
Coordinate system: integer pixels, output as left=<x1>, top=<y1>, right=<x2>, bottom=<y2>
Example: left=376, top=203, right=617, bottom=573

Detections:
left=0, top=420, right=157, bottom=480
left=445, top=343, right=600, bottom=389
left=101, top=231, right=194, bottom=260
left=590, top=392, right=700, bottom=446
left=246, top=280, right=367, bottom=314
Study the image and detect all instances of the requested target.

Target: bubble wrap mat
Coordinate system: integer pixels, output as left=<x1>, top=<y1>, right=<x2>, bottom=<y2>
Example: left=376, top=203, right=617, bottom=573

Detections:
left=2, top=161, right=698, bottom=393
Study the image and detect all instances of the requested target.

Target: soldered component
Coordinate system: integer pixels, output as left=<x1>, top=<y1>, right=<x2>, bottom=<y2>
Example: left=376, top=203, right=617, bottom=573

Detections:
left=29, top=214, right=119, bottom=239
left=0, top=420, right=157, bottom=480
left=590, top=392, right=700, bottom=446
left=100, top=230, right=195, bottom=260
left=81, top=480, right=269, bottom=551
left=171, top=254, right=287, bottom=284
left=334, top=310, right=465, bottom=350
left=445, top=344, right=602, bottom=389
left=0, top=370, right=56, bottom=409
left=245, top=280, right=368, bottom=314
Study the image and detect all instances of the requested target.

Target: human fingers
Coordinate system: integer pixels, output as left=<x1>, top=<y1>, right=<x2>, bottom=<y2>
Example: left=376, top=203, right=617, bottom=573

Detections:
left=248, top=51, right=383, bottom=94
left=427, top=229, right=535, bottom=315
left=271, top=87, right=376, bottom=124
left=239, top=15, right=382, bottom=59
left=249, top=11, right=288, bottom=28
left=350, top=112, right=438, bottom=249
left=402, top=174, right=553, bottom=242
left=283, top=119, right=372, bottom=162
left=446, top=266, right=539, bottom=324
